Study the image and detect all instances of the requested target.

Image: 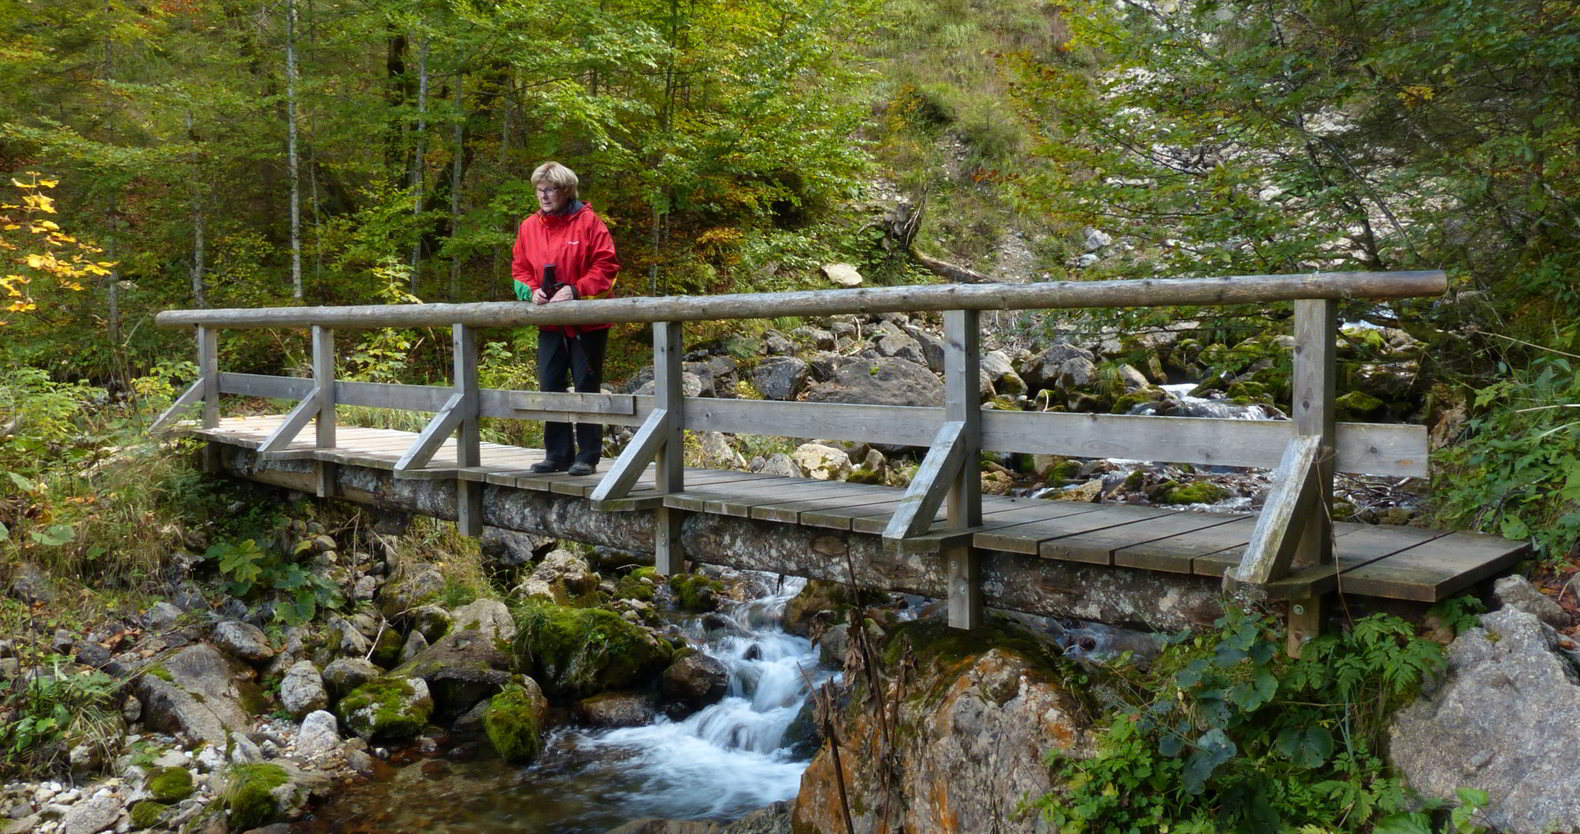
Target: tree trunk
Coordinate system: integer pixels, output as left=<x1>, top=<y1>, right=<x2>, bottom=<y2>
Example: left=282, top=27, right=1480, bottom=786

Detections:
left=449, top=75, right=465, bottom=302
left=287, top=0, right=302, bottom=300
left=186, top=111, right=207, bottom=308
left=410, top=31, right=429, bottom=287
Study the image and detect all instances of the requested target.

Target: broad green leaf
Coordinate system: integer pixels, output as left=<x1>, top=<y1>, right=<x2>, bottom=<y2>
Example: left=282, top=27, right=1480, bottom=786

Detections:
left=1374, top=812, right=1434, bottom=834
left=30, top=523, right=74, bottom=547
left=7, top=471, right=36, bottom=492
left=1182, top=728, right=1236, bottom=794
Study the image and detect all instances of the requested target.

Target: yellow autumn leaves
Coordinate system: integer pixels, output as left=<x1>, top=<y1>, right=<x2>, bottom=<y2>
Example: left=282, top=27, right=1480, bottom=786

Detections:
left=0, top=173, right=115, bottom=322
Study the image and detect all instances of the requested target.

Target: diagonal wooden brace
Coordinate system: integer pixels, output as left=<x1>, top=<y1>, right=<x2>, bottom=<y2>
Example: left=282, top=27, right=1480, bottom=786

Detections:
left=883, top=420, right=967, bottom=542
left=150, top=379, right=206, bottom=434
left=590, top=408, right=674, bottom=505
left=395, top=391, right=466, bottom=472
left=258, top=386, right=324, bottom=454
left=1227, top=435, right=1323, bottom=592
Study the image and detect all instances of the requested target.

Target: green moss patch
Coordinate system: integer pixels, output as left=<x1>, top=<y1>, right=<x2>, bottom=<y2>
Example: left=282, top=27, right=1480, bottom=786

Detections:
left=667, top=573, right=726, bottom=612
left=129, top=800, right=169, bottom=830
left=337, top=677, right=433, bottom=741
left=613, top=567, right=659, bottom=603
left=483, top=682, right=546, bottom=764
left=512, top=601, right=673, bottom=698
left=1335, top=390, right=1386, bottom=421
left=148, top=766, right=194, bottom=802
left=223, top=762, right=290, bottom=831
left=146, top=663, right=174, bottom=683
left=1162, top=481, right=1231, bottom=505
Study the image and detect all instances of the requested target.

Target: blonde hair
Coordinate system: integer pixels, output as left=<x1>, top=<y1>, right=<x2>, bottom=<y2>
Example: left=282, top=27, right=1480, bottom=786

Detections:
left=531, top=161, right=579, bottom=200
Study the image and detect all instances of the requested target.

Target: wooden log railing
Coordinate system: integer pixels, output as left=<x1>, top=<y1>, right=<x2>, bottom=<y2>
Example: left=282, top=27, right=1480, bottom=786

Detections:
left=154, top=271, right=1446, bottom=638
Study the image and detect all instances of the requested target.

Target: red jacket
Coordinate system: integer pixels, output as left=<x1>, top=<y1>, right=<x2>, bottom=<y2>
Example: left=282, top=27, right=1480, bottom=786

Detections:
left=511, top=202, right=620, bottom=334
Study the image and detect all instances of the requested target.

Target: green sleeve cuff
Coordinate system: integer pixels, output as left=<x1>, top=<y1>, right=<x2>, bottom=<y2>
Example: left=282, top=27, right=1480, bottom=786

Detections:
left=513, top=280, right=533, bottom=301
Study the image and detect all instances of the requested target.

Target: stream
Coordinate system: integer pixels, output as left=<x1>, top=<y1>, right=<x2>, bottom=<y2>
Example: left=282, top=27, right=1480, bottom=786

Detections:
left=298, top=574, right=829, bottom=834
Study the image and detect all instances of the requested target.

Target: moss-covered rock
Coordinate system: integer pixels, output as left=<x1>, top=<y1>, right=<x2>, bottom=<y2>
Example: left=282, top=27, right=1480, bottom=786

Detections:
left=1162, top=481, right=1231, bottom=505
left=783, top=579, right=886, bottom=637
left=1335, top=390, right=1386, bottom=421
left=511, top=602, right=674, bottom=698
left=222, top=762, right=290, bottom=831
left=846, top=465, right=887, bottom=485
left=370, top=626, right=405, bottom=669
left=613, top=567, right=659, bottom=603
left=147, top=766, right=194, bottom=802
left=128, top=799, right=169, bottom=829
left=667, top=573, right=726, bottom=612
left=336, top=676, right=434, bottom=741
left=483, top=679, right=548, bottom=764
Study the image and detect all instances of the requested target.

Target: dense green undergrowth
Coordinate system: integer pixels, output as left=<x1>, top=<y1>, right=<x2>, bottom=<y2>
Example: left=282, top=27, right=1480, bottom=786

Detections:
left=1035, top=607, right=1488, bottom=834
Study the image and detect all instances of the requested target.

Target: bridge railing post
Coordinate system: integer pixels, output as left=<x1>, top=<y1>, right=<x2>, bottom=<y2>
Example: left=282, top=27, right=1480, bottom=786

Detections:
left=312, top=325, right=338, bottom=498
left=1287, top=298, right=1336, bottom=654
left=652, top=321, right=686, bottom=575
left=199, top=325, right=221, bottom=472
left=454, top=323, right=483, bottom=536
left=944, top=309, right=982, bottom=629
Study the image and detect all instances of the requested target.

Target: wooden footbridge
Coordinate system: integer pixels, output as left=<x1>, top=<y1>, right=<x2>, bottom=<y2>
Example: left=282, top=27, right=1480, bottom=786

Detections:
left=154, top=272, right=1528, bottom=652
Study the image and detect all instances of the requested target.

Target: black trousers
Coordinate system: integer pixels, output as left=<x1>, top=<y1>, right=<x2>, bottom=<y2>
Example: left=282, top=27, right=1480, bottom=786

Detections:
left=537, top=327, right=608, bottom=466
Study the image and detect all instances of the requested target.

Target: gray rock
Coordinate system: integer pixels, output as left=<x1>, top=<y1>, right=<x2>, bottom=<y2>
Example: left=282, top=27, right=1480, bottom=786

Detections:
left=752, top=356, right=809, bottom=402
left=722, top=801, right=792, bottom=834
left=818, top=623, right=850, bottom=667
left=822, top=263, right=862, bottom=287
left=408, top=605, right=454, bottom=643
left=352, top=575, right=378, bottom=601
left=1390, top=608, right=1580, bottom=834
left=790, top=444, right=851, bottom=481
left=296, top=710, right=341, bottom=759
left=577, top=692, right=658, bottom=728
left=755, top=453, right=802, bottom=478
left=213, top=620, right=274, bottom=663
left=338, top=676, right=433, bottom=742
left=1018, top=342, right=1098, bottom=393
left=980, top=350, right=1026, bottom=398
left=398, top=630, right=429, bottom=664
left=280, top=660, right=328, bottom=718
left=327, top=617, right=371, bottom=657
left=1083, top=227, right=1112, bottom=251
left=392, top=629, right=513, bottom=720
left=449, top=599, right=516, bottom=643
left=144, top=601, right=185, bottom=630
left=229, top=733, right=263, bottom=764
left=480, top=527, right=552, bottom=568
left=135, top=643, right=262, bottom=746
left=791, top=326, right=836, bottom=351
left=1493, top=575, right=1567, bottom=627
left=660, top=653, right=729, bottom=716
left=513, top=549, right=599, bottom=604
left=10, top=561, right=56, bottom=605
left=762, top=330, right=795, bottom=356
left=321, top=657, right=382, bottom=698
left=377, top=565, right=446, bottom=620
left=58, top=793, right=119, bottom=834
left=698, top=431, right=748, bottom=470
left=802, top=357, right=943, bottom=408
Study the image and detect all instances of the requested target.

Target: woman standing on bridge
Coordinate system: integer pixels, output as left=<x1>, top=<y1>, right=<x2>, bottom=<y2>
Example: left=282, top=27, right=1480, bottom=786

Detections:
left=512, top=161, right=621, bottom=476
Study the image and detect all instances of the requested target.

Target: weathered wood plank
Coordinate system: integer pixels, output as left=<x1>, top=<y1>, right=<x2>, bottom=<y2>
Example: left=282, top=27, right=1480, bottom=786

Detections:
left=1111, top=518, right=1258, bottom=574
left=313, top=326, right=336, bottom=450
left=884, top=421, right=967, bottom=540
left=150, top=379, right=208, bottom=434
left=257, top=388, right=323, bottom=454
left=590, top=409, right=674, bottom=503
left=219, top=372, right=312, bottom=400
left=395, top=392, right=465, bottom=472
left=336, top=381, right=451, bottom=412
left=1291, top=298, right=1337, bottom=571
left=981, top=411, right=1426, bottom=478
left=969, top=500, right=1116, bottom=552
left=1230, top=436, right=1323, bottom=586
left=1041, top=511, right=1247, bottom=567
left=702, top=478, right=860, bottom=518
left=1335, top=531, right=1531, bottom=602
left=749, top=485, right=906, bottom=524
left=682, top=398, right=940, bottom=447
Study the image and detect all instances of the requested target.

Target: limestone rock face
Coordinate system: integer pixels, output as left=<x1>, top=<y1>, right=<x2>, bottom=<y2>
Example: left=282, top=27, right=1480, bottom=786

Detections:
left=279, top=660, right=329, bottom=718
left=802, top=357, right=944, bottom=407
left=790, top=444, right=852, bottom=482
left=135, top=643, right=263, bottom=746
left=212, top=620, right=274, bottom=663
left=296, top=710, right=342, bottom=759
left=792, top=622, right=1092, bottom=834
left=1389, top=608, right=1580, bottom=834
left=512, top=602, right=674, bottom=699
left=393, top=628, right=514, bottom=720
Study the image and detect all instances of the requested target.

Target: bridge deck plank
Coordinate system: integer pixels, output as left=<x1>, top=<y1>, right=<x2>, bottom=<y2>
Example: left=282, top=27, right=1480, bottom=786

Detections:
left=183, top=416, right=1531, bottom=604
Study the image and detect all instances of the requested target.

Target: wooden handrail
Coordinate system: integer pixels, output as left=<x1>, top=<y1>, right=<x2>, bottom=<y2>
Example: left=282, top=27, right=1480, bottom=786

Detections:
left=154, top=271, right=1446, bottom=330
left=155, top=270, right=1449, bottom=636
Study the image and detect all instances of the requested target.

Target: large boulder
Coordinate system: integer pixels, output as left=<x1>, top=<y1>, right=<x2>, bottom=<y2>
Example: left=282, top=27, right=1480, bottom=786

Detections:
left=378, top=564, right=446, bottom=620
left=321, top=657, right=382, bottom=699
left=792, top=620, right=1092, bottom=834
left=1017, top=342, right=1098, bottom=393
left=512, top=602, right=674, bottom=699
left=337, top=676, right=434, bottom=742
left=135, top=643, right=264, bottom=746
left=393, top=628, right=514, bottom=720
left=802, top=357, right=944, bottom=407
left=752, top=356, right=809, bottom=401
left=790, top=444, right=852, bottom=481
left=1389, top=608, right=1580, bottom=834
left=218, top=761, right=331, bottom=831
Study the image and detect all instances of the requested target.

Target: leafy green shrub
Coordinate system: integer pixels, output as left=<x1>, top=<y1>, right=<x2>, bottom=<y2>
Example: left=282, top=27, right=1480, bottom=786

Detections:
left=1434, top=354, right=1580, bottom=563
left=1034, top=610, right=1461, bottom=833
left=201, top=537, right=342, bottom=626
left=0, top=656, right=118, bottom=778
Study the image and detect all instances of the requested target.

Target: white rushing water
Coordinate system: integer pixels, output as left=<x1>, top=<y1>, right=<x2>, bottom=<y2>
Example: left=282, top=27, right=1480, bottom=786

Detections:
left=567, top=574, right=831, bottom=821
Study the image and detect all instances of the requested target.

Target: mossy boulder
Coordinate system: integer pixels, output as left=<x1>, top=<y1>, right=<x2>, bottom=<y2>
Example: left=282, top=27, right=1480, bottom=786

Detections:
left=221, top=762, right=291, bottom=831
left=370, top=626, right=405, bottom=669
left=377, top=565, right=446, bottom=620
left=668, top=572, right=727, bottom=612
left=511, top=602, right=674, bottom=699
left=128, top=799, right=169, bottom=829
left=483, top=679, right=548, bottom=764
left=147, top=766, right=194, bottom=802
left=336, top=676, right=434, bottom=742
left=391, top=629, right=513, bottom=721
left=614, top=567, right=659, bottom=603
left=1162, top=481, right=1231, bottom=505
left=784, top=579, right=885, bottom=637
left=1336, top=390, right=1387, bottom=421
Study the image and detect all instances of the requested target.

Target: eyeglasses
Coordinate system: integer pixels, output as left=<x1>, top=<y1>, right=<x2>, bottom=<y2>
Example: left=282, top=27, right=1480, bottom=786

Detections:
left=535, top=185, right=561, bottom=196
